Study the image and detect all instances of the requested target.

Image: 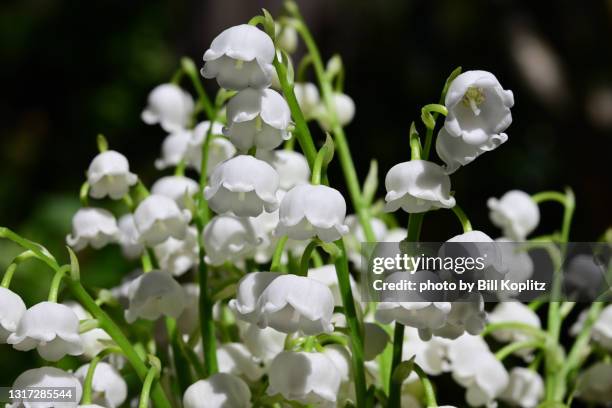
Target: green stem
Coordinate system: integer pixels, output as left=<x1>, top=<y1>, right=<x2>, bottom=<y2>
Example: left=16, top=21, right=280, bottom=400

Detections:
left=481, top=322, right=548, bottom=340
left=197, top=253, right=218, bottom=376
left=409, top=123, right=422, bottom=161
left=311, top=147, right=327, bottom=185
left=389, top=323, right=405, bottom=407
left=139, top=362, right=160, bottom=408
left=299, top=240, right=319, bottom=276
left=531, top=191, right=567, bottom=206
left=140, top=251, right=153, bottom=273
left=81, top=353, right=102, bottom=404
left=414, top=365, right=437, bottom=407
left=1, top=250, right=36, bottom=288
left=496, top=340, right=543, bottom=361
left=333, top=239, right=366, bottom=408
left=166, top=317, right=193, bottom=393
left=47, top=265, right=69, bottom=302
left=451, top=204, right=473, bottom=233
left=270, top=236, right=289, bottom=272
left=181, top=57, right=215, bottom=120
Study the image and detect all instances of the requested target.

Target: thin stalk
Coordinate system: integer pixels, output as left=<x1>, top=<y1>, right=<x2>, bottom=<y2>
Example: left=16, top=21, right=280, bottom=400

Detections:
left=138, top=363, right=159, bottom=408
left=481, top=322, right=548, bottom=340
left=414, top=365, right=437, bottom=407
left=81, top=353, right=103, bottom=405
left=495, top=340, right=543, bottom=361
left=1, top=250, right=36, bottom=288
left=47, top=265, right=69, bottom=302
left=299, top=240, right=319, bottom=276
left=166, top=317, right=193, bottom=393
left=270, top=236, right=289, bottom=272
left=451, top=204, right=473, bottom=233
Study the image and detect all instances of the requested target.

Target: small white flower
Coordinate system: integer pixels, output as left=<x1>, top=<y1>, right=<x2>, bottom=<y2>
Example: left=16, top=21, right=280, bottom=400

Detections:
left=154, top=226, right=199, bottom=276
left=202, top=24, right=275, bottom=90
left=275, top=23, right=298, bottom=54
left=7, top=301, right=83, bottom=361
left=488, top=190, right=540, bottom=240
left=444, top=70, right=514, bottom=145
left=75, top=362, right=127, bottom=408
left=118, top=214, right=144, bottom=259
left=67, top=208, right=120, bottom=251
left=9, top=367, right=82, bottom=408
left=267, top=351, right=341, bottom=406
left=225, top=88, right=292, bottom=151
left=577, top=362, right=612, bottom=404
left=188, top=121, right=236, bottom=174
left=429, top=293, right=487, bottom=340
left=322, top=344, right=353, bottom=404
left=376, top=300, right=451, bottom=336
left=217, top=342, right=265, bottom=382
left=230, top=272, right=335, bottom=335
left=183, top=373, right=252, bottom=408
left=141, top=83, right=194, bottom=132
left=315, top=92, right=356, bottom=131
left=151, top=176, right=199, bottom=209
left=402, top=327, right=452, bottom=375
left=124, top=271, right=186, bottom=323
left=441, top=230, right=506, bottom=277
left=257, top=150, right=311, bottom=190
left=0, top=287, right=26, bottom=343
left=202, top=215, right=259, bottom=266
left=86, top=150, right=137, bottom=200
left=564, top=254, right=607, bottom=299
left=384, top=160, right=456, bottom=213
left=276, top=184, right=349, bottom=242
left=592, top=304, right=612, bottom=351
left=62, top=301, right=112, bottom=359
left=205, top=155, right=280, bottom=217
left=500, top=367, right=544, bottom=408
left=155, top=130, right=193, bottom=170
left=488, top=302, right=541, bottom=344
left=133, top=195, right=191, bottom=246
left=240, top=323, right=286, bottom=364
left=293, top=82, right=321, bottom=118
left=436, top=127, right=507, bottom=174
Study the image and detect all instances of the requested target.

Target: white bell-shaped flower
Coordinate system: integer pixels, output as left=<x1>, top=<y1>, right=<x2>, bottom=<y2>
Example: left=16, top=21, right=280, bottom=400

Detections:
left=0, top=287, right=26, bottom=343
left=322, top=344, right=353, bottom=404
left=500, top=367, right=544, bottom=408
left=202, top=24, right=275, bottom=90
left=188, top=121, right=236, bottom=174
left=257, top=150, right=311, bottom=190
left=75, top=362, right=127, bottom=408
left=141, top=83, right=194, bottom=132
left=154, top=226, right=199, bottom=276
left=402, top=327, right=452, bottom=375
left=230, top=272, right=335, bottom=335
left=117, top=214, right=144, bottom=259
left=592, top=304, right=612, bottom=351
left=87, top=150, right=137, bottom=200
left=293, top=82, right=321, bottom=118
left=444, top=70, right=514, bottom=146
left=577, top=362, right=612, bottom=404
left=124, top=271, right=186, bottom=323
left=7, top=301, right=83, bottom=361
left=428, top=294, right=487, bottom=340
left=183, top=373, right=252, bottom=408
left=488, top=302, right=541, bottom=344
left=436, top=127, right=507, bottom=174
left=217, top=342, right=265, bottom=382
left=63, top=301, right=112, bottom=359
left=151, top=176, right=199, bottom=209
left=9, top=367, right=82, bottom=408
left=225, top=88, right=291, bottom=151
left=441, top=230, right=506, bottom=278
left=67, top=208, right=120, bottom=251
left=267, top=351, right=341, bottom=406
left=155, top=130, right=193, bottom=170
left=488, top=190, right=540, bottom=240
left=376, top=301, right=451, bottom=336
left=202, top=215, right=259, bottom=266
left=275, top=23, right=298, bottom=54
left=205, top=155, right=280, bottom=217
left=384, top=160, right=456, bottom=213
left=133, top=195, right=191, bottom=246
left=240, top=323, right=286, bottom=364
left=316, top=92, right=356, bottom=131
left=276, top=184, right=349, bottom=242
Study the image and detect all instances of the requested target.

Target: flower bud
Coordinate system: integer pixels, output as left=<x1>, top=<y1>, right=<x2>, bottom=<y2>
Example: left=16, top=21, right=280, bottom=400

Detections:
left=488, top=190, right=540, bottom=240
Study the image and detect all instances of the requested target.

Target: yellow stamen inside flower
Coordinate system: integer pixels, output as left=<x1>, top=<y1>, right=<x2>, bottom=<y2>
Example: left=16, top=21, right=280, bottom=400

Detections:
left=255, top=115, right=263, bottom=132
left=461, top=86, right=486, bottom=115
left=234, top=59, right=244, bottom=70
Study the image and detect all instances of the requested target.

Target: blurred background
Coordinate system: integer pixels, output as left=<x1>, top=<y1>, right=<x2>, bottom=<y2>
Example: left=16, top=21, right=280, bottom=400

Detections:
left=0, top=0, right=611, bottom=392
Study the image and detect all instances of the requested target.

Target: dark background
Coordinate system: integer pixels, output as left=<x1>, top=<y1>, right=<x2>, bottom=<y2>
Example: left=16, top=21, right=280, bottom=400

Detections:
left=0, top=0, right=610, bottom=394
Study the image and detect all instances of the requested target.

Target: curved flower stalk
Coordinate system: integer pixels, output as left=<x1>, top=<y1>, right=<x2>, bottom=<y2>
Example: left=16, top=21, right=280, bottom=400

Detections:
left=75, top=362, right=128, bottom=408
left=141, top=83, right=195, bottom=132
left=488, top=302, right=542, bottom=359
left=188, top=121, right=236, bottom=173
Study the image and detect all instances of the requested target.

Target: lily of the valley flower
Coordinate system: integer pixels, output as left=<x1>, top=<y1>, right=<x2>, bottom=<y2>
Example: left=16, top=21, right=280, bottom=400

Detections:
left=257, top=150, right=311, bottom=190
left=384, top=160, right=456, bottom=213
left=154, top=226, right=199, bottom=276
left=500, top=367, right=544, bottom=408
left=436, top=127, right=507, bottom=174
left=7, top=302, right=83, bottom=361
left=117, top=214, right=144, bottom=259
left=592, top=304, right=612, bottom=351
left=205, top=155, right=280, bottom=217
left=0, top=287, right=26, bottom=343
left=63, top=301, right=112, bottom=359
left=376, top=300, right=451, bottom=337
left=240, top=323, right=286, bottom=364
left=86, top=150, right=137, bottom=200
left=230, top=272, right=335, bottom=335
left=9, top=367, right=82, bottom=408
left=133, top=195, right=192, bottom=246
left=488, top=302, right=541, bottom=345
left=75, top=362, right=127, bottom=408
left=155, top=130, right=193, bottom=170
left=203, top=215, right=260, bottom=266
left=444, top=70, right=514, bottom=146
left=488, top=190, right=540, bottom=240
left=267, top=351, right=342, bottom=406
left=188, top=121, right=236, bottom=174
left=151, top=176, right=199, bottom=209
left=224, top=88, right=292, bottom=151
left=276, top=184, right=349, bottom=242
left=141, top=83, right=194, bottom=132
left=217, top=342, right=265, bottom=382
left=275, top=22, right=298, bottom=54
left=315, top=92, right=356, bottom=131
left=293, top=82, right=321, bottom=119
left=183, top=373, right=252, bottom=408
left=428, top=293, right=487, bottom=340
left=124, top=271, right=186, bottom=323
left=66, top=208, right=120, bottom=251
left=202, top=24, right=275, bottom=90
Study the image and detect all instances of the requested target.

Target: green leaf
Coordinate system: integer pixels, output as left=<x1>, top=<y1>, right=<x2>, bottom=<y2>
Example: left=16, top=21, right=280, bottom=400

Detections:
left=262, top=8, right=276, bottom=38
left=96, top=134, right=108, bottom=152
left=321, top=133, right=335, bottom=166
left=391, top=356, right=415, bottom=384
left=180, top=57, right=197, bottom=76
left=362, top=160, right=378, bottom=206
left=67, top=246, right=80, bottom=281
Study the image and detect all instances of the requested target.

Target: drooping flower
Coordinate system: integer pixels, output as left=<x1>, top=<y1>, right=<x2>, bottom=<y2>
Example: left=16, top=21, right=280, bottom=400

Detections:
left=124, top=271, right=186, bottom=323
left=444, top=70, right=514, bottom=145
left=257, top=150, right=311, bottom=190
left=436, top=127, right=507, bottom=174
left=276, top=184, right=349, bottom=242
left=188, top=121, right=236, bottom=174
left=293, top=82, right=321, bottom=118
left=133, top=195, right=191, bottom=246
left=205, top=155, right=280, bottom=217
left=488, top=302, right=541, bottom=345
left=240, top=323, right=286, bottom=364
left=440, top=230, right=506, bottom=278
left=322, top=344, right=353, bottom=404
left=201, top=24, right=275, bottom=90
left=315, top=92, right=356, bottom=131
left=564, top=254, right=608, bottom=300
left=9, top=367, right=82, bottom=408
left=275, top=22, right=298, bottom=54
left=384, top=160, right=456, bottom=213
left=224, top=88, right=292, bottom=151
left=230, top=272, right=335, bottom=335
left=592, top=304, right=612, bottom=351
left=141, top=83, right=194, bottom=132
left=488, top=190, right=540, bottom=240
left=86, top=150, right=137, bottom=200
left=7, top=302, right=83, bottom=361
left=151, top=176, right=199, bottom=209
left=155, top=130, right=193, bottom=170
left=0, top=287, right=26, bottom=343
left=117, top=214, right=144, bottom=259
left=267, top=351, right=341, bottom=406
left=75, top=362, right=127, bottom=408
left=402, top=327, right=452, bottom=376
left=202, top=215, right=260, bottom=266
left=376, top=300, right=451, bottom=338
left=500, top=367, right=544, bottom=408
left=154, top=226, right=199, bottom=276
left=428, top=293, right=487, bottom=340
left=63, top=301, right=112, bottom=359
left=66, top=208, right=120, bottom=251
left=217, top=342, right=265, bottom=382
left=183, top=373, right=252, bottom=408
